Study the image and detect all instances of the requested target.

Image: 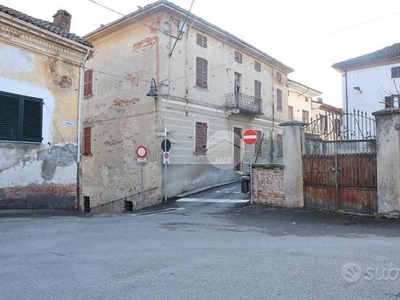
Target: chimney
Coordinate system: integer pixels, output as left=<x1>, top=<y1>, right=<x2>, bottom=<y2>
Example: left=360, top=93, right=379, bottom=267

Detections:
left=53, top=10, right=71, bottom=32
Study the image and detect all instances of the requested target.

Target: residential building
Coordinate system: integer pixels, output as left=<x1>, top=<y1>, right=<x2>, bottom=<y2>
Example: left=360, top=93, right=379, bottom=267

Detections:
left=287, top=79, right=322, bottom=123
left=82, top=0, right=293, bottom=212
left=0, top=6, right=93, bottom=209
left=332, top=43, right=400, bottom=116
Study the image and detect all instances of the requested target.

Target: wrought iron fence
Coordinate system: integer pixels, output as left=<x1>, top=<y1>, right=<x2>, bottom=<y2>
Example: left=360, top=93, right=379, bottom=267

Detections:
left=303, top=110, right=376, bottom=155
left=304, top=110, right=376, bottom=141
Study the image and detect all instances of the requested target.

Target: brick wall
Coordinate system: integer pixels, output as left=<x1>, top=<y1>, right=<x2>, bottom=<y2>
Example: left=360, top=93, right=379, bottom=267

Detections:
left=0, top=184, right=76, bottom=210
left=252, top=164, right=284, bottom=206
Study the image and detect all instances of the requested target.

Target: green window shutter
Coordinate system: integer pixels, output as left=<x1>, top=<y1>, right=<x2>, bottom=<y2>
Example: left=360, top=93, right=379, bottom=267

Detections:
left=22, top=98, right=43, bottom=142
left=0, top=93, right=19, bottom=140
left=0, top=91, right=43, bottom=142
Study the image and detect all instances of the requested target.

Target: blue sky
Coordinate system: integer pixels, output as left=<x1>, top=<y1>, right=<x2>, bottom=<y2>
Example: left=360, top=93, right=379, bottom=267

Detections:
left=3, top=0, right=400, bottom=107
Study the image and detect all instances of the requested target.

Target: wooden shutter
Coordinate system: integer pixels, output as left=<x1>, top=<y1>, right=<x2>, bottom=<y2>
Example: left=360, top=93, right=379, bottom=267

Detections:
left=195, top=122, right=207, bottom=154
left=196, top=33, right=207, bottom=48
left=255, top=80, right=261, bottom=100
left=234, top=51, right=242, bottom=63
left=84, top=69, right=93, bottom=98
left=0, top=93, right=19, bottom=140
left=277, top=88, right=283, bottom=110
left=22, top=98, right=43, bottom=142
left=254, top=61, right=261, bottom=72
left=196, top=57, right=208, bottom=89
left=83, top=126, right=92, bottom=155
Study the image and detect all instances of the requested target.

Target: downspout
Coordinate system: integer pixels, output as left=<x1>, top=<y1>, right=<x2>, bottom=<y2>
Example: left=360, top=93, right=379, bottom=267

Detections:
left=76, top=49, right=91, bottom=211
left=270, top=63, right=280, bottom=163
left=344, top=68, right=349, bottom=139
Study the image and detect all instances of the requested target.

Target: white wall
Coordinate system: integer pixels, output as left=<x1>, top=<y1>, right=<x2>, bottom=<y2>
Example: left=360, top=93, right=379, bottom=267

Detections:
left=343, top=64, right=399, bottom=116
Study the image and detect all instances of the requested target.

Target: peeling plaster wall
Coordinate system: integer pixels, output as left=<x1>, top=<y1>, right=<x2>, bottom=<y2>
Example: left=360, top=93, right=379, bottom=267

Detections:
left=0, top=41, right=82, bottom=209
left=83, top=23, right=162, bottom=211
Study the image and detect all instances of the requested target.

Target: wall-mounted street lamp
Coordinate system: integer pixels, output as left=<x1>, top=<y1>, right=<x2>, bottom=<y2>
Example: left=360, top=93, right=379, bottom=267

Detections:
left=353, top=86, right=362, bottom=94
left=146, top=78, right=158, bottom=100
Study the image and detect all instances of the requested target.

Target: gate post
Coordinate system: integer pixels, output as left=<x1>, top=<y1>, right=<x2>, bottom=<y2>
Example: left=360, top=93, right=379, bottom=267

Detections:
left=373, top=108, right=400, bottom=215
left=280, top=120, right=306, bottom=208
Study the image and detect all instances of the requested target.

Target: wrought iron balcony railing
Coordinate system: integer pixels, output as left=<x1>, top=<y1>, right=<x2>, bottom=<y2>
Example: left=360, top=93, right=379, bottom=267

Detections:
left=225, top=93, right=262, bottom=115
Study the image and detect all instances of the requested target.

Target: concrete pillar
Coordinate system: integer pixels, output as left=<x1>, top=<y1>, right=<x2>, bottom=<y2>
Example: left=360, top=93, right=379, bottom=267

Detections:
left=280, top=120, right=305, bottom=208
left=372, top=108, right=400, bottom=214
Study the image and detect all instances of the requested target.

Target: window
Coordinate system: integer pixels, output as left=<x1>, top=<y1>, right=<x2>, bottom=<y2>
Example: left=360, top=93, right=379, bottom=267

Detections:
left=196, top=33, right=207, bottom=48
left=391, top=67, right=400, bottom=78
left=254, top=61, right=261, bottom=72
left=254, top=130, right=263, bottom=155
left=234, top=72, right=242, bottom=94
left=195, top=122, right=208, bottom=155
left=254, top=80, right=261, bottom=100
left=276, top=89, right=283, bottom=111
left=84, top=69, right=93, bottom=98
left=275, top=71, right=283, bottom=85
left=196, top=57, right=208, bottom=89
left=288, top=106, right=294, bottom=119
left=384, top=96, right=395, bottom=108
left=0, top=91, right=43, bottom=142
left=319, top=114, right=328, bottom=131
left=305, top=96, right=309, bottom=102
left=234, top=51, right=243, bottom=63
left=82, top=126, right=92, bottom=155
left=302, top=110, right=309, bottom=123
left=276, top=134, right=283, bottom=157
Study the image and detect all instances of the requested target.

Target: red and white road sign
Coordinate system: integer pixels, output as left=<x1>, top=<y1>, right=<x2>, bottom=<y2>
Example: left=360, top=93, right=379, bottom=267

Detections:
left=136, top=145, right=148, bottom=158
left=243, top=129, right=258, bottom=145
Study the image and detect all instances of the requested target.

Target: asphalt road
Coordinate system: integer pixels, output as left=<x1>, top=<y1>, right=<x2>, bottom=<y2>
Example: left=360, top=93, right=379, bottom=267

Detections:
left=1, top=182, right=400, bottom=300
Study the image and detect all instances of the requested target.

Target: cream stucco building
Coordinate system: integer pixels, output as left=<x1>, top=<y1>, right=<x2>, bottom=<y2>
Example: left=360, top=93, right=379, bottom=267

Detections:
left=82, top=0, right=294, bottom=212
left=0, top=6, right=93, bottom=209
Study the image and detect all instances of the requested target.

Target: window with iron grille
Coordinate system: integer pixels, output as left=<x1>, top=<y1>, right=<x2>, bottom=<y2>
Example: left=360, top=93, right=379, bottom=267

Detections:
left=0, top=91, right=43, bottom=142
left=288, top=106, right=294, bottom=119
left=254, top=61, right=261, bottom=72
left=234, top=51, right=243, bottom=63
left=195, top=122, right=208, bottom=155
left=196, top=33, right=207, bottom=48
left=276, top=134, right=283, bottom=157
left=276, top=88, right=283, bottom=110
left=196, top=57, right=208, bottom=89
left=391, top=67, right=400, bottom=78
left=82, top=126, right=92, bottom=155
left=84, top=69, right=93, bottom=98
left=254, top=80, right=261, bottom=100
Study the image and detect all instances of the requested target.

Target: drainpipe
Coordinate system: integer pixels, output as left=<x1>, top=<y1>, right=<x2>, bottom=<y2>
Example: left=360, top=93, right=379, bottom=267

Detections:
left=344, top=68, right=349, bottom=139
left=76, top=49, right=91, bottom=211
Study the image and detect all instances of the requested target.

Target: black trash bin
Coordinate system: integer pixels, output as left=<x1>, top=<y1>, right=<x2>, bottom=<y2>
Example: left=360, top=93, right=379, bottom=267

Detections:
left=241, top=175, right=250, bottom=194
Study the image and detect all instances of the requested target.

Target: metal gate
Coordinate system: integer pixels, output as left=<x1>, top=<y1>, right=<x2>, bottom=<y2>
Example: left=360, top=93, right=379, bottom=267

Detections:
left=303, top=111, right=377, bottom=214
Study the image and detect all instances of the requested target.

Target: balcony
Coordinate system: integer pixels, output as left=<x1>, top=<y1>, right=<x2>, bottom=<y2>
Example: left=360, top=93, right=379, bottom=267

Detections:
left=225, top=93, right=263, bottom=116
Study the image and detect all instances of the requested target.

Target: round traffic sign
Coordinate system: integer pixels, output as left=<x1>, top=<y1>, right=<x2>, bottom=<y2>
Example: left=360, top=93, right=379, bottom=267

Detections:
left=161, top=139, right=171, bottom=152
left=136, top=145, right=148, bottom=158
left=243, top=129, right=258, bottom=145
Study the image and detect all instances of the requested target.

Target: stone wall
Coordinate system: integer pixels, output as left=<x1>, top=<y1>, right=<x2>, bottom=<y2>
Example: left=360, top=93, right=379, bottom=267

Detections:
left=252, top=164, right=284, bottom=206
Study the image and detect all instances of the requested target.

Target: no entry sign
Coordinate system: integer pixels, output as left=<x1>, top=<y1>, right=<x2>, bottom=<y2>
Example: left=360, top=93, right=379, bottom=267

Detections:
left=243, top=129, right=257, bottom=145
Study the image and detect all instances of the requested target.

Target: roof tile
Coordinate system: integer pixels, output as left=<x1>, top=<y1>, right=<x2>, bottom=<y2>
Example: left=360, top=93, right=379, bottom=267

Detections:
left=0, top=5, right=92, bottom=47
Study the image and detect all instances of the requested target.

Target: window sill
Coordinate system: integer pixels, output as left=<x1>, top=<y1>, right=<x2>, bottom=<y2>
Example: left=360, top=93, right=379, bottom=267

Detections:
left=193, top=85, right=209, bottom=92
left=0, top=139, right=42, bottom=145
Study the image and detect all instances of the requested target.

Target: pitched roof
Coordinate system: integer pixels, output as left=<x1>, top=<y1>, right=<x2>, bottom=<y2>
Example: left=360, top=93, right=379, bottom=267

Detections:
left=332, top=43, right=400, bottom=70
left=86, top=0, right=293, bottom=73
left=0, top=5, right=92, bottom=47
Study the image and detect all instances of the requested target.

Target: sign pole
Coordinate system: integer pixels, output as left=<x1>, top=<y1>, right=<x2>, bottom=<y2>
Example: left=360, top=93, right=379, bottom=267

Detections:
left=164, top=127, right=167, bottom=202
left=250, top=145, right=253, bottom=204
left=243, top=129, right=257, bottom=205
left=140, top=164, right=144, bottom=201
